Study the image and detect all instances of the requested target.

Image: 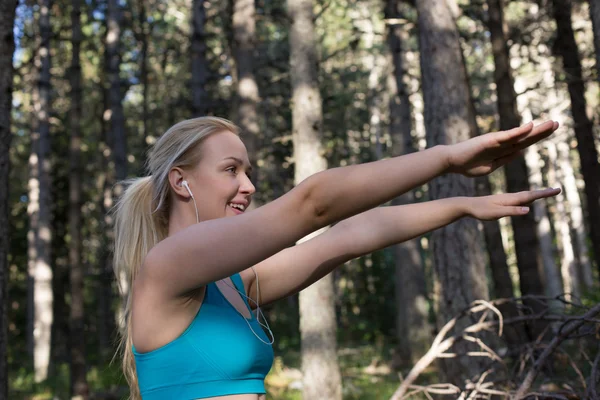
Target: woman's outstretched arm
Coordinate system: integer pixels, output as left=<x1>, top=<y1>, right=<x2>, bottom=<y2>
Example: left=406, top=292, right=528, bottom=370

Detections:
left=143, top=121, right=557, bottom=298
left=307, top=121, right=557, bottom=226
left=243, top=187, right=561, bottom=307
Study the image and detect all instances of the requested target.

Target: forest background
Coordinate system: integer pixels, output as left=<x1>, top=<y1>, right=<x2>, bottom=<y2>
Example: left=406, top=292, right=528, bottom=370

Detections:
left=1, top=0, right=600, bottom=398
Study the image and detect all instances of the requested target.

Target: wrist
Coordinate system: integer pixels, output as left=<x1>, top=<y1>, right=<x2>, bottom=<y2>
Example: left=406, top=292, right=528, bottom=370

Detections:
left=446, top=196, right=472, bottom=218
left=434, top=144, right=453, bottom=173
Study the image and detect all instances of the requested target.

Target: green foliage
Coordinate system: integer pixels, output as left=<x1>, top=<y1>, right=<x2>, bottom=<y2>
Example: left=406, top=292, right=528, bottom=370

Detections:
left=265, top=345, right=421, bottom=400
left=9, top=363, right=125, bottom=400
left=6, top=0, right=600, bottom=396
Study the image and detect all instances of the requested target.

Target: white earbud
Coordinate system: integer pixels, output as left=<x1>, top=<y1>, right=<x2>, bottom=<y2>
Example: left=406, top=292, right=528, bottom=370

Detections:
left=181, top=180, right=193, bottom=197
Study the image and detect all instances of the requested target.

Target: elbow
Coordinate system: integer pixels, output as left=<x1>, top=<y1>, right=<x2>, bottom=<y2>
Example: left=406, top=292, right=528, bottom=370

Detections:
left=300, top=172, right=332, bottom=229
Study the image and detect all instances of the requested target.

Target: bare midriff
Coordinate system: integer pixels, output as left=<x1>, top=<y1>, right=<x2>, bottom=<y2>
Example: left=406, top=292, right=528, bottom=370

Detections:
left=197, top=394, right=266, bottom=400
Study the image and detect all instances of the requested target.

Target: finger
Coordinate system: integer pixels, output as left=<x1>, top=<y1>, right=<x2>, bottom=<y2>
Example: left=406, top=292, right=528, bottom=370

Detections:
left=507, top=205, right=531, bottom=215
left=507, top=188, right=561, bottom=205
left=495, top=122, right=534, bottom=144
left=513, top=121, right=558, bottom=150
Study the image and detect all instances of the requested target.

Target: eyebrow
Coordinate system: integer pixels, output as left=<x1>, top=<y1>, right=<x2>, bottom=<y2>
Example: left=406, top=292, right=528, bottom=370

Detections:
left=223, top=156, right=253, bottom=173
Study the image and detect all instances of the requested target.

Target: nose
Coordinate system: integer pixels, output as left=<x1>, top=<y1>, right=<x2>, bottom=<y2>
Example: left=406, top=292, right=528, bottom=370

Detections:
left=240, top=173, right=256, bottom=196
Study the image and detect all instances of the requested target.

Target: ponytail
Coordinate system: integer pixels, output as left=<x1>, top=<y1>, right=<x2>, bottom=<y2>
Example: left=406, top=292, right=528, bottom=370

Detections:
left=112, top=176, right=168, bottom=400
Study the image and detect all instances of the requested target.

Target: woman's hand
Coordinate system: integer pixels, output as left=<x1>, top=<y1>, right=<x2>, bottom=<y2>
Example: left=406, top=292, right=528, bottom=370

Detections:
left=446, top=121, right=558, bottom=177
left=466, top=188, right=561, bottom=221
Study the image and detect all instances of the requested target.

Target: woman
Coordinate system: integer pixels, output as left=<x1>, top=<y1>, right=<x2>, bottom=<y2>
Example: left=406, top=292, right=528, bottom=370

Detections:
left=112, top=116, right=560, bottom=399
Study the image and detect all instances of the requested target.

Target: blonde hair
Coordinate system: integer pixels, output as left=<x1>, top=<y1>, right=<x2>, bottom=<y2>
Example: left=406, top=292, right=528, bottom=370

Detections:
left=111, top=117, right=240, bottom=399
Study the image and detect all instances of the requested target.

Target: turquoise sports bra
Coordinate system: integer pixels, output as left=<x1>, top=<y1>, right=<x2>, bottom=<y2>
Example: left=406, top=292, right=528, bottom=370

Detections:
left=133, top=273, right=274, bottom=399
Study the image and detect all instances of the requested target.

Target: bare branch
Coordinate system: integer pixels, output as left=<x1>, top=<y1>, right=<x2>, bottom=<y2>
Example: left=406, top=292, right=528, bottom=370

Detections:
left=389, top=297, right=599, bottom=400
left=514, top=303, right=600, bottom=398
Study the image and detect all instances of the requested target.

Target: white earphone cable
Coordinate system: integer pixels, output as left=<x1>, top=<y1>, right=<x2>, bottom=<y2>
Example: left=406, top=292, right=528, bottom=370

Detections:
left=219, top=269, right=275, bottom=345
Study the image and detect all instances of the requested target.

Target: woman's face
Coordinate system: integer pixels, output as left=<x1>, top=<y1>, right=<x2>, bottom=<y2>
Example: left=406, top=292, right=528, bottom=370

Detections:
left=188, top=130, right=255, bottom=221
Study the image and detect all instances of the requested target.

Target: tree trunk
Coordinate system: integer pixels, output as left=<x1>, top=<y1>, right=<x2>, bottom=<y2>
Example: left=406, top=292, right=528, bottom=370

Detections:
left=106, top=0, right=128, bottom=313
left=555, top=141, right=593, bottom=290
left=359, top=0, right=386, bottom=161
left=546, top=142, right=580, bottom=300
left=140, top=0, right=148, bottom=139
left=415, top=0, right=489, bottom=383
left=386, top=0, right=431, bottom=367
left=107, top=0, right=127, bottom=185
left=28, top=0, right=54, bottom=382
left=232, top=0, right=261, bottom=188
left=0, top=0, right=18, bottom=396
left=486, top=0, right=547, bottom=334
left=288, top=0, right=342, bottom=398
left=192, top=0, right=209, bottom=116
left=69, top=0, right=88, bottom=396
left=552, top=0, right=600, bottom=276
left=475, top=176, right=529, bottom=347
left=588, top=0, right=600, bottom=81
left=524, top=145, right=563, bottom=300
left=97, top=91, right=116, bottom=360
left=471, top=0, right=528, bottom=348
left=136, top=0, right=150, bottom=155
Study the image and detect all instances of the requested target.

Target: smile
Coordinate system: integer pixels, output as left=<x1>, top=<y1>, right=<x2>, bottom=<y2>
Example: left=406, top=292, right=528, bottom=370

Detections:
left=228, top=203, right=246, bottom=213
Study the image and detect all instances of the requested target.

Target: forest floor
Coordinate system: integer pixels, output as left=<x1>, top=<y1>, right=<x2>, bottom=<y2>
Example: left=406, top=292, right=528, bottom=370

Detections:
left=264, top=344, right=433, bottom=400
left=9, top=344, right=433, bottom=399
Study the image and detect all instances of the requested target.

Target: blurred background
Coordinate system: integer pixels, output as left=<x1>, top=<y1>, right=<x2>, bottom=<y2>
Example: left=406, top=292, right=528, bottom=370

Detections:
left=1, top=0, right=600, bottom=398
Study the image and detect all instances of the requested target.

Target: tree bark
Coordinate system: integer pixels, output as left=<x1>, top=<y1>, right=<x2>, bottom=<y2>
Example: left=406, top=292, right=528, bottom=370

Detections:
left=552, top=0, right=600, bottom=276
left=135, top=0, right=150, bottom=156
left=555, top=141, right=593, bottom=290
left=524, top=145, right=563, bottom=300
left=588, top=0, right=600, bottom=81
left=192, top=0, right=209, bottom=116
left=288, top=0, right=342, bottom=398
left=69, top=0, right=88, bottom=396
left=415, top=0, right=489, bottom=383
left=107, top=0, right=126, bottom=184
left=97, top=91, right=116, bottom=360
left=386, top=0, right=431, bottom=367
left=232, top=0, right=261, bottom=188
left=27, top=0, right=55, bottom=382
left=0, top=0, right=18, bottom=396
left=486, top=0, right=547, bottom=336
left=547, top=142, right=580, bottom=300
left=106, top=0, right=128, bottom=315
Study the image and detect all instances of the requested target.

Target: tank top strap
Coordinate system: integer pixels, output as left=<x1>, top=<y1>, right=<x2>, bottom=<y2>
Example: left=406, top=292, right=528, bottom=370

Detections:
left=230, top=273, right=246, bottom=294
left=202, top=281, right=220, bottom=304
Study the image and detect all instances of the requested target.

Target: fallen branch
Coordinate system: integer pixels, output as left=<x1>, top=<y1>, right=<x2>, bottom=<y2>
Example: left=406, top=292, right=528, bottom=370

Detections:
left=389, top=301, right=502, bottom=400
left=389, top=296, right=600, bottom=400
left=514, top=303, right=600, bottom=398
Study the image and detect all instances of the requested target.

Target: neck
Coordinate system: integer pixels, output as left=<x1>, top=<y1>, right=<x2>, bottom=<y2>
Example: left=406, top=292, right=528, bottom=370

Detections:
left=168, top=200, right=197, bottom=236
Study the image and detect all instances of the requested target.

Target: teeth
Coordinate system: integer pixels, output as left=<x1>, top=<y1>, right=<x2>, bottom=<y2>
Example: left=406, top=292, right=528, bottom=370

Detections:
left=229, top=203, right=245, bottom=211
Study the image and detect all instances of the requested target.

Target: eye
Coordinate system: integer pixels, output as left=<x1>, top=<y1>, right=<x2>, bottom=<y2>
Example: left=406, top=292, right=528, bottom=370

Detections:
left=226, top=166, right=237, bottom=174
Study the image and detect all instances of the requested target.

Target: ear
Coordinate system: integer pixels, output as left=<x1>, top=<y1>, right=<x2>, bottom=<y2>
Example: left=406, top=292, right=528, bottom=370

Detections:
left=168, top=167, right=190, bottom=198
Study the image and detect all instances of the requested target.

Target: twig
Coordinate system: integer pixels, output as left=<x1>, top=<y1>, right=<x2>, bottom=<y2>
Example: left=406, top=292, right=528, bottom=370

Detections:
left=514, top=303, right=600, bottom=399
left=463, top=335, right=502, bottom=362
left=390, top=301, right=501, bottom=400
left=403, top=383, right=461, bottom=399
